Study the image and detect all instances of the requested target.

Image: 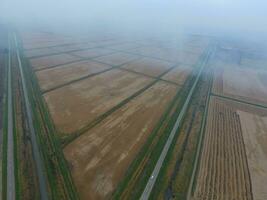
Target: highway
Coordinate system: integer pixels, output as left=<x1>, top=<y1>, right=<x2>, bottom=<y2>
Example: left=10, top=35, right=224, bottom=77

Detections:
left=13, top=33, right=49, bottom=200
left=7, top=33, right=16, bottom=200
left=140, top=44, right=216, bottom=200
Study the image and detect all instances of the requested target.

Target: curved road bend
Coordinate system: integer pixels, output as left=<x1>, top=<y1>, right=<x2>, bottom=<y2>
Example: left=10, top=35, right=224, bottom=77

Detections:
left=13, top=33, right=49, bottom=200
left=140, top=44, right=216, bottom=200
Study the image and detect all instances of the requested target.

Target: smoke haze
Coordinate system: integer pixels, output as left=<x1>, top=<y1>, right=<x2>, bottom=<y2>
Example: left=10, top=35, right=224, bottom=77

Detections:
left=1, top=0, right=267, bottom=41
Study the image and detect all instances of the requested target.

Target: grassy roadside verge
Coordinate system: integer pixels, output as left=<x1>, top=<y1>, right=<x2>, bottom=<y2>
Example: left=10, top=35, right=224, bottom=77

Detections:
left=149, top=65, right=213, bottom=200
left=1, top=49, right=8, bottom=200
left=112, top=47, right=211, bottom=199
left=16, top=33, right=79, bottom=199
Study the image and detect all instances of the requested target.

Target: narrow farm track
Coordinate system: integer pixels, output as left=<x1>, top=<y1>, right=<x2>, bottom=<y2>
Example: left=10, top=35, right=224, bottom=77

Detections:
left=193, top=97, right=253, bottom=200
left=140, top=43, right=216, bottom=200
left=13, top=33, right=49, bottom=200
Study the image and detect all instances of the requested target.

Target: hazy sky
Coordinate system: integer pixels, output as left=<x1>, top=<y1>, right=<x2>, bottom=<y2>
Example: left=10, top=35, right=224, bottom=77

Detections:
left=1, top=0, right=267, bottom=39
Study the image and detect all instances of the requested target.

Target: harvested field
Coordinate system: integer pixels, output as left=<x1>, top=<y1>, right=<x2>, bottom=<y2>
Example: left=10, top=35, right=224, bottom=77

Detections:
left=212, top=65, right=267, bottom=106
left=50, top=43, right=98, bottom=53
left=238, top=110, right=267, bottom=200
left=64, top=81, right=179, bottom=200
left=24, top=47, right=59, bottom=58
left=241, top=57, right=267, bottom=70
left=121, top=57, right=173, bottom=77
left=36, top=60, right=111, bottom=92
left=30, top=53, right=81, bottom=70
left=161, top=64, right=193, bottom=85
left=70, top=48, right=115, bottom=59
left=93, top=52, right=140, bottom=66
left=194, top=96, right=253, bottom=200
left=107, top=42, right=140, bottom=51
left=44, top=69, right=154, bottom=134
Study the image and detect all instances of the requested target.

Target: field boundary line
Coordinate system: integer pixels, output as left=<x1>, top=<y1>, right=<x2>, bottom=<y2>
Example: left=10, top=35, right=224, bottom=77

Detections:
left=211, top=93, right=267, bottom=110
left=41, top=57, right=144, bottom=94
left=62, top=63, right=179, bottom=147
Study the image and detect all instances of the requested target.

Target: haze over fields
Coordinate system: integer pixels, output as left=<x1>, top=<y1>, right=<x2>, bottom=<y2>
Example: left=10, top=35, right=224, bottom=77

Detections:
left=1, top=0, right=267, bottom=41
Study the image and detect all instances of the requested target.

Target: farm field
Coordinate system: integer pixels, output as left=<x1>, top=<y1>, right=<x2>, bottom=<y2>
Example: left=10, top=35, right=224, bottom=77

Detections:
left=193, top=96, right=267, bottom=200
left=36, top=60, right=112, bottom=92
left=64, top=81, right=179, bottom=199
left=121, top=57, right=174, bottom=77
left=44, top=69, right=154, bottom=134
left=161, top=64, right=194, bottom=85
left=30, top=53, right=81, bottom=70
left=17, top=30, right=213, bottom=199
left=212, top=47, right=267, bottom=107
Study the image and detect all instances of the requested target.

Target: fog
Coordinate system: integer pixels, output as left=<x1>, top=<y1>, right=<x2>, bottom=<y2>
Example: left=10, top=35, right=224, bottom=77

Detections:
left=1, top=0, right=267, bottom=41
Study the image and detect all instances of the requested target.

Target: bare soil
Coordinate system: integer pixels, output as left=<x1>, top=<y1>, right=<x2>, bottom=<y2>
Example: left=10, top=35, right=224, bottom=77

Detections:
left=238, top=110, right=267, bottom=200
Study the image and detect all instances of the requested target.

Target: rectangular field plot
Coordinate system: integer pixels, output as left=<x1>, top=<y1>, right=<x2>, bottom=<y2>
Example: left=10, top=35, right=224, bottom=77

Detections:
left=194, top=96, right=253, bottom=200
left=93, top=52, right=140, bottom=66
left=194, top=96, right=267, bottom=200
left=121, top=57, right=173, bottom=77
left=64, top=81, right=179, bottom=200
left=44, top=69, right=154, bottom=134
left=212, top=65, right=267, bottom=106
left=70, top=48, right=115, bottom=59
left=238, top=110, right=267, bottom=200
left=24, top=47, right=59, bottom=58
left=36, top=60, right=111, bottom=92
left=161, top=64, right=193, bottom=85
left=106, top=42, right=141, bottom=50
left=30, top=53, right=81, bottom=70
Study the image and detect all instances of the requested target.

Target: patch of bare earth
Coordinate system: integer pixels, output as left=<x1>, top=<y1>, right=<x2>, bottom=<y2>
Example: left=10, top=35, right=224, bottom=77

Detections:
left=238, top=110, right=267, bottom=200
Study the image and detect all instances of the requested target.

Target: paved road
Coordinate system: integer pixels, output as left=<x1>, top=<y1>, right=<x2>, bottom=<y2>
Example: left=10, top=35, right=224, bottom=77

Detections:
left=13, top=33, right=49, bottom=200
left=7, top=33, right=15, bottom=200
left=140, top=44, right=216, bottom=200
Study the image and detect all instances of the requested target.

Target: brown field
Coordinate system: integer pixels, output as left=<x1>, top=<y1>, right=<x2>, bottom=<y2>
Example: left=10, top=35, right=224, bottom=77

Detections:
left=93, top=52, right=140, bottom=66
left=70, top=48, right=115, bottom=59
left=30, top=53, right=81, bottom=70
left=64, top=81, right=179, bottom=200
left=161, top=64, right=193, bottom=85
left=24, top=47, right=60, bottom=58
left=212, top=64, right=267, bottom=106
left=36, top=60, right=111, bottom=91
left=241, top=57, right=267, bottom=70
left=238, top=110, right=267, bottom=200
left=44, top=69, right=154, bottom=134
left=107, top=42, right=140, bottom=50
left=194, top=96, right=253, bottom=200
left=121, top=57, right=173, bottom=77
left=49, top=43, right=98, bottom=52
